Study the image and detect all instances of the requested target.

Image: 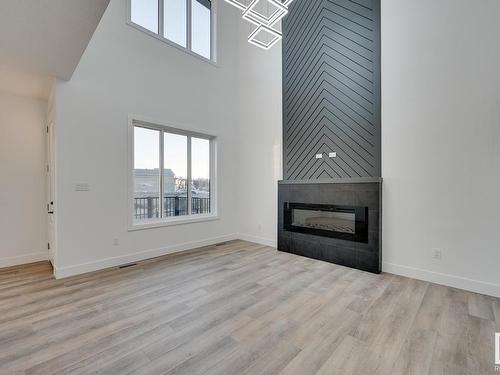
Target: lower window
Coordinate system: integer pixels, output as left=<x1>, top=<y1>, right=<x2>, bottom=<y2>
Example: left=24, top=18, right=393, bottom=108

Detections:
left=132, top=120, right=214, bottom=225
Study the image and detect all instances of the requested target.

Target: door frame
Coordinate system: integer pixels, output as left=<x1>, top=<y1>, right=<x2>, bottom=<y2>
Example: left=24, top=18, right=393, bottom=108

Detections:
left=46, top=121, right=56, bottom=266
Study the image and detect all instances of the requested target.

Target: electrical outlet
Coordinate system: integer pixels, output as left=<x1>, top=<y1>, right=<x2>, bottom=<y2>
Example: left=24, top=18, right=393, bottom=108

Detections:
left=113, top=237, right=119, bottom=246
left=432, top=248, right=442, bottom=260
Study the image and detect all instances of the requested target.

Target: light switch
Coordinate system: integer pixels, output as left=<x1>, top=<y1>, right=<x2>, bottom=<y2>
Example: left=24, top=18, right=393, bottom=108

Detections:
left=315, top=154, right=323, bottom=159
left=329, top=152, right=337, bottom=158
left=75, top=183, right=90, bottom=192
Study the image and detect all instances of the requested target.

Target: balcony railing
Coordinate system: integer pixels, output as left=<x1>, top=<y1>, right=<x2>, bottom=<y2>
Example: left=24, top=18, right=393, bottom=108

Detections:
left=134, top=196, right=210, bottom=220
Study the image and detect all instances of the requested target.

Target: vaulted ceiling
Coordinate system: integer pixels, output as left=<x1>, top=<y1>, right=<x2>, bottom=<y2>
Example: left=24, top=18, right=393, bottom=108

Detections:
left=0, top=0, right=110, bottom=84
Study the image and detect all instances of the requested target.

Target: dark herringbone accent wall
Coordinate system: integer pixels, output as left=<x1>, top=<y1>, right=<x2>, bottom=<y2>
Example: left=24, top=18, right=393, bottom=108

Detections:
left=282, top=0, right=381, bottom=180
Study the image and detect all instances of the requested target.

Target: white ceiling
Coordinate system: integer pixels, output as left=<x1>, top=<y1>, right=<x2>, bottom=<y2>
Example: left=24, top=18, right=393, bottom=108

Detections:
left=0, top=0, right=110, bottom=98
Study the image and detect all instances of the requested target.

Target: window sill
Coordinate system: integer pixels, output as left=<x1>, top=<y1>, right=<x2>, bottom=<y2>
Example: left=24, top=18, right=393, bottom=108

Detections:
left=128, top=214, right=219, bottom=232
left=126, top=21, right=217, bottom=67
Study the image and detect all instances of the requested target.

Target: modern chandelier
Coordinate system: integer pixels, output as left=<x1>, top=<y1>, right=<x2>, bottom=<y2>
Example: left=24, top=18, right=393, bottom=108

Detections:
left=224, top=0, right=294, bottom=50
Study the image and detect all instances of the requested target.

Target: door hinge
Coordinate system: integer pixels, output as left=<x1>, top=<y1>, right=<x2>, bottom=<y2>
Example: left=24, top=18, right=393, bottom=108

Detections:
left=46, top=126, right=49, bottom=133
left=48, top=243, right=50, bottom=250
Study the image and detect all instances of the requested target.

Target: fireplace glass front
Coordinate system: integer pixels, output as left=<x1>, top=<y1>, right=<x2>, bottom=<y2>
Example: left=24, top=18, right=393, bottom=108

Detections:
left=284, top=203, right=368, bottom=243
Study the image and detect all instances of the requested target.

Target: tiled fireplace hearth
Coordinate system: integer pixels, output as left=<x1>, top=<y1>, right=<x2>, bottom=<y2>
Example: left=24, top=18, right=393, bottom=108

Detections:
left=278, top=179, right=382, bottom=273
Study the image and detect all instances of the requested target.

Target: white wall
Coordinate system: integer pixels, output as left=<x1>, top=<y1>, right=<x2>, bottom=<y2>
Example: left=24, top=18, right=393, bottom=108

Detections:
left=235, top=22, right=283, bottom=248
left=53, top=0, right=242, bottom=277
left=382, top=0, right=500, bottom=297
left=0, top=92, right=48, bottom=267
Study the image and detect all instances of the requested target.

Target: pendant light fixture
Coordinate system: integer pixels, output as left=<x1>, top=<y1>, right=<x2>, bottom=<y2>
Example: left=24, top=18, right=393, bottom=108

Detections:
left=225, top=0, right=294, bottom=50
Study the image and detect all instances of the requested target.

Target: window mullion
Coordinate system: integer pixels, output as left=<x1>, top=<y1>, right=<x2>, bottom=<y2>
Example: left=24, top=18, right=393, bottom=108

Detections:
left=159, top=130, right=164, bottom=218
left=158, top=0, right=164, bottom=36
left=210, top=0, right=214, bottom=60
left=187, top=136, right=192, bottom=215
left=187, top=0, right=192, bottom=51
left=209, top=138, right=214, bottom=214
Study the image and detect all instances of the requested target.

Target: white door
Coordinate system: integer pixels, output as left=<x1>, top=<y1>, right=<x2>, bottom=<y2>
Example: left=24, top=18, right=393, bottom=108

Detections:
left=46, top=122, right=55, bottom=265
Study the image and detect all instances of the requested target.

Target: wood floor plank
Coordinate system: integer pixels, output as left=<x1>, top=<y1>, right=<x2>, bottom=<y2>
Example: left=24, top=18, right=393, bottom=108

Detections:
left=95, top=349, right=151, bottom=375
left=278, top=311, right=362, bottom=375
left=0, top=240, right=497, bottom=375
left=468, top=293, right=495, bottom=321
left=47, top=322, right=175, bottom=375
left=494, top=300, right=500, bottom=331
left=132, top=315, right=251, bottom=375
left=238, top=340, right=301, bottom=375
left=428, top=288, right=471, bottom=373
left=25, top=303, right=189, bottom=375
left=208, top=326, right=300, bottom=375
left=314, top=335, right=367, bottom=375
left=352, top=278, right=429, bottom=375
left=391, top=283, right=447, bottom=375
left=4, top=299, right=182, bottom=372
left=465, top=315, right=496, bottom=374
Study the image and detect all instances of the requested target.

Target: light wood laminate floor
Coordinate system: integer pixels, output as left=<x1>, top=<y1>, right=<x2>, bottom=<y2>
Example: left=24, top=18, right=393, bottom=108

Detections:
left=0, top=240, right=499, bottom=374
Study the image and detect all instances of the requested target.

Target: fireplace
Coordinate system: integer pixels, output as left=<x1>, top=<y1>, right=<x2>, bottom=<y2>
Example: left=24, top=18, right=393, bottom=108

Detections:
left=278, top=180, right=381, bottom=274
left=279, top=0, right=381, bottom=273
left=284, top=203, right=368, bottom=243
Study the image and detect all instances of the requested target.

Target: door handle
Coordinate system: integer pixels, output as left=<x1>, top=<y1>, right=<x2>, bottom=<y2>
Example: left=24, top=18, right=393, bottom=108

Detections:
left=48, top=211, right=54, bottom=214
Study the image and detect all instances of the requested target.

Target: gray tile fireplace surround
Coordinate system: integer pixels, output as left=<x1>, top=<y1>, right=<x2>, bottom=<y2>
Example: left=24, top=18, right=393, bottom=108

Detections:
left=278, top=178, right=382, bottom=274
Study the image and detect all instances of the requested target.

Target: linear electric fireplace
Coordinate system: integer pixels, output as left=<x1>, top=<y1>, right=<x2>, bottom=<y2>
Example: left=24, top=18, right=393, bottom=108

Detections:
left=284, top=203, right=368, bottom=243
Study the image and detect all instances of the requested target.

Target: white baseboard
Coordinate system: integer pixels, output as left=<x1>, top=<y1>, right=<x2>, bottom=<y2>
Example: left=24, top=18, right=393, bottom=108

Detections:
left=54, top=233, right=240, bottom=279
left=383, top=262, right=500, bottom=298
left=237, top=233, right=277, bottom=248
left=0, top=252, right=48, bottom=269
